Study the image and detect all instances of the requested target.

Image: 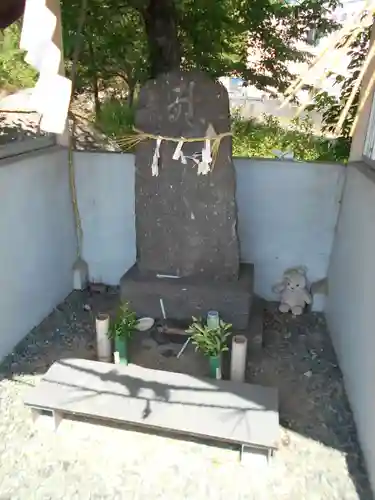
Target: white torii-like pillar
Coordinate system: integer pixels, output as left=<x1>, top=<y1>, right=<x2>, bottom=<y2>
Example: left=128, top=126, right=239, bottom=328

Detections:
left=21, top=0, right=70, bottom=145
left=48, top=0, right=69, bottom=146
left=21, top=0, right=89, bottom=289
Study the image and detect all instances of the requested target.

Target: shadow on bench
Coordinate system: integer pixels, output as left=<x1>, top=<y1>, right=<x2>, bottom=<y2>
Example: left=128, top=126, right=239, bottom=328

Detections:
left=24, top=358, right=279, bottom=461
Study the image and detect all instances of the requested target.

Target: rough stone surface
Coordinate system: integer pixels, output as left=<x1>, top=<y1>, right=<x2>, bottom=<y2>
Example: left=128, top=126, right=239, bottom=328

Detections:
left=121, top=263, right=253, bottom=329
left=135, top=70, right=239, bottom=280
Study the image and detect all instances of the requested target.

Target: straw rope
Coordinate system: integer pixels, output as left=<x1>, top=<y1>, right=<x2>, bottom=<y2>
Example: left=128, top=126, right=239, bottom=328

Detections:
left=67, top=0, right=88, bottom=259
left=116, top=128, right=232, bottom=169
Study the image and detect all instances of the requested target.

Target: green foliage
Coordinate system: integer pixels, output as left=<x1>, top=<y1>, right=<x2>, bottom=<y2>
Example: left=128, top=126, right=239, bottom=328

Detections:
left=308, top=23, right=370, bottom=138
left=0, top=23, right=37, bottom=92
left=187, top=317, right=232, bottom=358
left=232, top=113, right=350, bottom=162
left=62, top=0, right=148, bottom=100
left=177, top=0, right=340, bottom=93
left=96, top=98, right=136, bottom=138
left=61, top=0, right=340, bottom=112
left=95, top=98, right=350, bottom=161
left=108, top=302, right=138, bottom=340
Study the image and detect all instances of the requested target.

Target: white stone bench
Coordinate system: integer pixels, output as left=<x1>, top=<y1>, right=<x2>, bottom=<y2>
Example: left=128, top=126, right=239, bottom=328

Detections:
left=24, top=358, right=279, bottom=461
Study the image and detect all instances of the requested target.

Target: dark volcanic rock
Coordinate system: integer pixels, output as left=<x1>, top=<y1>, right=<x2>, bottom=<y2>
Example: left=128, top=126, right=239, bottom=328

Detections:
left=135, top=70, right=240, bottom=281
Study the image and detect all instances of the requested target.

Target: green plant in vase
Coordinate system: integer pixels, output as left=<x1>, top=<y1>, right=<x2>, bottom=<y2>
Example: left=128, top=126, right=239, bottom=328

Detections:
left=187, top=317, right=232, bottom=379
left=108, top=302, right=137, bottom=365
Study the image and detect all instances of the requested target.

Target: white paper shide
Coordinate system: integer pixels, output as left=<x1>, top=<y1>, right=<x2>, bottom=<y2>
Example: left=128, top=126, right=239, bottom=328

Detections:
left=160, top=123, right=218, bottom=177
left=20, top=0, right=72, bottom=134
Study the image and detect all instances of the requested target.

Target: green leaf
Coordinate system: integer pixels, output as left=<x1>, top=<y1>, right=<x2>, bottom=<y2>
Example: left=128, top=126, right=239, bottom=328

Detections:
left=61, top=0, right=340, bottom=109
left=187, top=317, right=232, bottom=356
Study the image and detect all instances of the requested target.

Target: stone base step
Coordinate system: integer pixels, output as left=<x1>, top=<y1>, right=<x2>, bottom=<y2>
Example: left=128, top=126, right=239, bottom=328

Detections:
left=120, top=263, right=254, bottom=330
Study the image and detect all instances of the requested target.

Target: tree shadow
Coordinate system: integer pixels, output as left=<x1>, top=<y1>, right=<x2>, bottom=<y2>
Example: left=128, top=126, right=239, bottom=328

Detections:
left=25, top=357, right=276, bottom=452
left=0, top=112, right=55, bottom=158
left=0, top=113, right=47, bottom=143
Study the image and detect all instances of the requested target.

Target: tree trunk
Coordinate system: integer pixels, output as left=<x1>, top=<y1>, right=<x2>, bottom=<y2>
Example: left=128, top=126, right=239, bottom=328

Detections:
left=87, top=36, right=101, bottom=118
left=127, top=83, right=136, bottom=108
left=142, top=0, right=181, bottom=78
left=92, top=75, right=101, bottom=118
left=0, top=0, right=24, bottom=29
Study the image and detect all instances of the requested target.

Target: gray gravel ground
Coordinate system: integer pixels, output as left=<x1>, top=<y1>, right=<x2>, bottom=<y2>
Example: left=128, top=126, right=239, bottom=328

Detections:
left=0, top=290, right=372, bottom=500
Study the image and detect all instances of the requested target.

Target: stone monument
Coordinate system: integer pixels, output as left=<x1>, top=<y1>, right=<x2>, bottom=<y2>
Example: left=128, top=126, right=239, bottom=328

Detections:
left=120, top=70, right=254, bottom=329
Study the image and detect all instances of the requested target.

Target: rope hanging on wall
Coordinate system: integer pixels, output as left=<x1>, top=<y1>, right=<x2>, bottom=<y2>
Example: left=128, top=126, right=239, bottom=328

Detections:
left=66, top=0, right=89, bottom=261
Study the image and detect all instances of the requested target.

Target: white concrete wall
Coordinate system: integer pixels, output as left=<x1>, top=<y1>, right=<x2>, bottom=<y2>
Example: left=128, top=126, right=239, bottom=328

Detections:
left=235, top=158, right=345, bottom=303
left=0, top=147, right=76, bottom=361
left=74, top=152, right=345, bottom=309
left=326, top=162, right=375, bottom=493
left=74, top=151, right=136, bottom=285
left=0, top=148, right=345, bottom=359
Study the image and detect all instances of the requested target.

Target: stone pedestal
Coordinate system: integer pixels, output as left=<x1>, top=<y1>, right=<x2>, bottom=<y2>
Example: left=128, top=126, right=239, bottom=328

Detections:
left=120, top=264, right=253, bottom=330
left=121, top=70, right=255, bottom=329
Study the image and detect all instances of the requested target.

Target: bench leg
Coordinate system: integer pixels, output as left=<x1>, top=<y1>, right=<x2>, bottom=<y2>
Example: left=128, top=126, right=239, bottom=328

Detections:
left=30, top=408, right=41, bottom=423
left=29, top=408, right=63, bottom=431
left=240, top=445, right=269, bottom=468
left=53, top=410, right=63, bottom=431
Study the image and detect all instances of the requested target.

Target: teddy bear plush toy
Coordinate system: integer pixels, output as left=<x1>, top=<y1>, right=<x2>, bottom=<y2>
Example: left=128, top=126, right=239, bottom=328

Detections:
left=272, top=267, right=312, bottom=315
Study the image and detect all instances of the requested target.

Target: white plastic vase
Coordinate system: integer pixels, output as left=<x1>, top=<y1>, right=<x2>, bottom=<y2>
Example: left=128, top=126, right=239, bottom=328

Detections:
left=95, top=313, right=112, bottom=363
left=230, top=335, right=248, bottom=382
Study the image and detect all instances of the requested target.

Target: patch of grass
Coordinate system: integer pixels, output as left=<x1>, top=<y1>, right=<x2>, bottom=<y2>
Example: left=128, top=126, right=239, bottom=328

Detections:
left=232, top=113, right=350, bottom=163
left=95, top=100, right=350, bottom=163
left=96, top=98, right=135, bottom=140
